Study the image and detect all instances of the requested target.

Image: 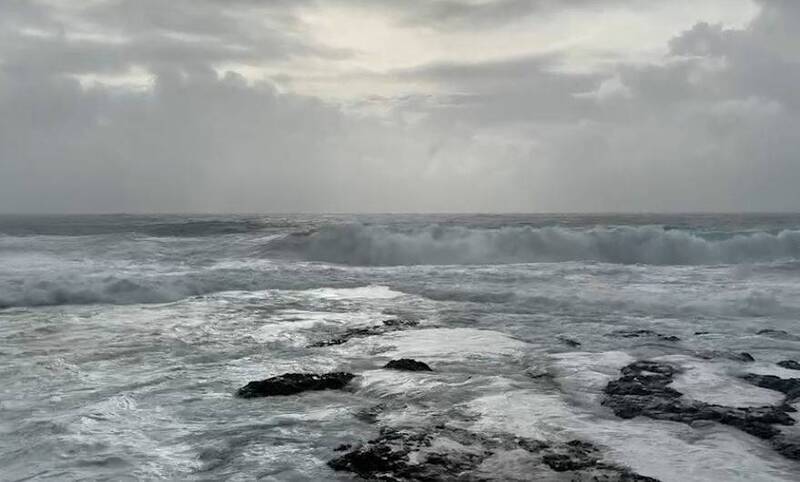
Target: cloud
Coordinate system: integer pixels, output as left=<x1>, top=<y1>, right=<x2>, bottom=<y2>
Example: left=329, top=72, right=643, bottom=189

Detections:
left=2, top=0, right=798, bottom=213
left=0, top=0, right=349, bottom=78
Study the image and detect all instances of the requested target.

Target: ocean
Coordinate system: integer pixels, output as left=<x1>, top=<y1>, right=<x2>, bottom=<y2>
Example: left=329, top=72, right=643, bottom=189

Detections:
left=1, top=214, right=799, bottom=480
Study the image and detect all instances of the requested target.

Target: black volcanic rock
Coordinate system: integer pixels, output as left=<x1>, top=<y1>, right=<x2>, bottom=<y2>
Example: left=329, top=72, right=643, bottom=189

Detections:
left=608, top=330, right=680, bottom=342
left=329, top=426, right=658, bottom=481
left=757, top=329, right=800, bottom=341
left=695, top=350, right=755, bottom=362
left=381, top=319, right=418, bottom=328
left=603, top=360, right=800, bottom=460
left=309, top=319, right=419, bottom=347
left=557, top=336, right=582, bottom=347
left=236, top=372, right=355, bottom=398
left=384, top=358, right=433, bottom=372
left=757, top=329, right=790, bottom=337
left=777, top=360, right=800, bottom=371
left=736, top=352, right=756, bottom=362
left=741, top=373, right=800, bottom=402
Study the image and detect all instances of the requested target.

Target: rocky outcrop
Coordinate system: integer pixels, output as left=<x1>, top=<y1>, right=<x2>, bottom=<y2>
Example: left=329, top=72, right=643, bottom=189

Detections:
left=757, top=329, right=800, bottom=341
left=695, top=351, right=755, bottom=362
left=236, top=372, right=355, bottom=398
left=309, top=319, right=419, bottom=347
left=384, top=358, right=433, bottom=372
left=329, top=426, right=658, bottom=481
left=607, top=330, right=680, bottom=342
left=777, top=360, right=800, bottom=371
left=741, top=373, right=800, bottom=402
left=557, top=336, right=582, bottom=347
left=603, top=360, right=800, bottom=460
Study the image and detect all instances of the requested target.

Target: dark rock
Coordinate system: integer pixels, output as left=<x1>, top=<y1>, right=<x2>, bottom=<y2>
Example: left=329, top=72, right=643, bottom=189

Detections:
left=742, top=373, right=800, bottom=402
left=694, top=331, right=711, bottom=335
left=354, top=404, right=386, bottom=425
left=696, top=350, right=755, bottom=362
left=309, top=319, right=419, bottom=347
left=756, top=329, right=800, bottom=341
left=329, top=426, right=658, bottom=481
left=777, top=360, right=800, bottom=371
left=334, top=443, right=352, bottom=452
left=526, top=368, right=553, bottom=380
left=542, top=440, right=599, bottom=472
left=236, top=372, right=355, bottom=398
left=608, top=330, right=680, bottom=342
left=603, top=361, right=800, bottom=460
left=736, top=352, right=756, bottom=362
left=757, top=329, right=790, bottom=337
left=773, top=436, right=800, bottom=460
left=384, top=358, right=433, bottom=372
left=382, top=319, right=419, bottom=328
left=558, top=336, right=582, bottom=347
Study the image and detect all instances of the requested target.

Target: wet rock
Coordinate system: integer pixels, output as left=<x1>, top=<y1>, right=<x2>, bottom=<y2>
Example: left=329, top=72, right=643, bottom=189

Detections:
left=526, top=367, right=553, bottom=380
left=354, top=404, right=386, bottom=425
left=777, top=360, right=800, bottom=371
left=773, top=437, right=800, bottom=460
left=557, top=336, right=582, bottom=347
left=309, top=319, right=419, bottom=347
left=756, top=329, right=800, bottom=341
left=236, top=372, right=355, bottom=398
left=757, top=329, right=790, bottom=337
left=736, top=352, right=756, bottom=362
left=695, top=350, right=755, bottom=362
left=381, top=319, right=418, bottom=328
left=741, top=373, right=800, bottom=402
left=607, top=330, right=680, bottom=342
left=603, top=361, right=799, bottom=460
left=384, top=358, right=433, bottom=372
left=329, top=426, right=658, bottom=481
left=541, top=440, right=599, bottom=471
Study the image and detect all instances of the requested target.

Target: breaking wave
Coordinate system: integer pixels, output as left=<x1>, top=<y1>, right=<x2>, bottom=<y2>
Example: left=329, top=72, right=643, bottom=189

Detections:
left=265, top=224, right=800, bottom=266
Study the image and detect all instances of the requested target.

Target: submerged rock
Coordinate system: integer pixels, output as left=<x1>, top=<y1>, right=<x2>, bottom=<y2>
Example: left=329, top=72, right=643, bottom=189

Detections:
left=695, top=350, right=755, bottom=362
left=741, top=373, right=800, bottom=402
left=607, top=330, right=680, bottom=342
left=384, top=358, right=433, bottom=372
left=603, top=360, right=800, bottom=460
left=329, top=426, right=658, bottom=481
left=736, top=352, right=756, bottom=362
left=777, top=360, right=800, bottom=371
left=557, top=336, right=582, bottom=347
left=757, top=329, right=800, bottom=341
left=309, top=319, right=419, bottom=347
left=757, top=329, right=790, bottom=337
left=236, top=372, right=355, bottom=398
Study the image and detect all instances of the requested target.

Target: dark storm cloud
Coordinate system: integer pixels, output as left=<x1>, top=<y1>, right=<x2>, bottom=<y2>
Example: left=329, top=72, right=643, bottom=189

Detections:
left=0, top=0, right=348, bottom=77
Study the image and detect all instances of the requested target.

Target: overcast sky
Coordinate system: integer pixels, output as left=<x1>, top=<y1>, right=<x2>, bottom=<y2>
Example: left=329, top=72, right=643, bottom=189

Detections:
left=1, top=0, right=797, bottom=213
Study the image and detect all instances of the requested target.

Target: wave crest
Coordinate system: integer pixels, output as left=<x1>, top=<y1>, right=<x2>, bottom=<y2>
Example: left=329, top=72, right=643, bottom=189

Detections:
left=265, top=224, right=800, bottom=266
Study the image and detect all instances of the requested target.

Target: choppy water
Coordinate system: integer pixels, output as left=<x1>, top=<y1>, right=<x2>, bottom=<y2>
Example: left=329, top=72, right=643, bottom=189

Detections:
left=1, top=214, right=800, bottom=480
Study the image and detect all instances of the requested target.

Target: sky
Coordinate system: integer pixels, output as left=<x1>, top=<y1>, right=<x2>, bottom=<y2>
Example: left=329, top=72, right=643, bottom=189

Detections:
left=0, top=0, right=797, bottom=213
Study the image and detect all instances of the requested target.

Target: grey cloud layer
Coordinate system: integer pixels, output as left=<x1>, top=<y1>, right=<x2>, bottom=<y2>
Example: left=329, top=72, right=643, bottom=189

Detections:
left=0, top=0, right=798, bottom=213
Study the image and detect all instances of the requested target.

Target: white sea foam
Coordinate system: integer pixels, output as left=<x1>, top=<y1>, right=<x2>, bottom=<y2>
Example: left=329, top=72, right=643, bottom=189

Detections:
left=361, top=328, right=529, bottom=361
left=267, top=224, right=800, bottom=266
left=659, top=356, right=786, bottom=407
